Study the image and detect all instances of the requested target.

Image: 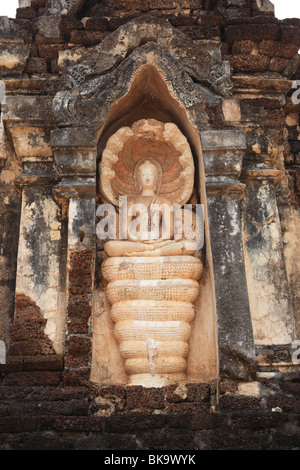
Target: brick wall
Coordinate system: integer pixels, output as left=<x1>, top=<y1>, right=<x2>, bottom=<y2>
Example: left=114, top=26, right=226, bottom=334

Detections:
left=0, top=366, right=299, bottom=449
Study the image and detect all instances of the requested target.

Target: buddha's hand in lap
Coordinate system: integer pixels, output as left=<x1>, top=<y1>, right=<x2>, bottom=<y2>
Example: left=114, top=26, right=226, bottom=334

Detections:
left=143, top=239, right=176, bottom=249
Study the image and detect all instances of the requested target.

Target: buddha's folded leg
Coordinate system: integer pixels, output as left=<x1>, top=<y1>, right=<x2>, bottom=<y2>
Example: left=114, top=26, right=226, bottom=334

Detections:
left=157, top=240, right=198, bottom=256
left=104, top=240, right=153, bottom=257
left=125, top=240, right=175, bottom=257
left=125, top=250, right=158, bottom=257
left=125, top=240, right=198, bottom=257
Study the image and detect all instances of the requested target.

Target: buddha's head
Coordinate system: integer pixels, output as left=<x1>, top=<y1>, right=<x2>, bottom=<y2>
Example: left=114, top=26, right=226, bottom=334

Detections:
left=136, top=160, right=159, bottom=194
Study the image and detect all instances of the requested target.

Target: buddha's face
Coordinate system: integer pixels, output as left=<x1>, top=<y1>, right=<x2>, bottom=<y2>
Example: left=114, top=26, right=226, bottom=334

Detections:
left=138, top=162, right=158, bottom=192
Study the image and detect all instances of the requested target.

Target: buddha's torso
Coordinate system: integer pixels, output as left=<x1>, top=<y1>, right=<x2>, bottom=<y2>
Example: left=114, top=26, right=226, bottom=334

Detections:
left=127, top=194, right=174, bottom=241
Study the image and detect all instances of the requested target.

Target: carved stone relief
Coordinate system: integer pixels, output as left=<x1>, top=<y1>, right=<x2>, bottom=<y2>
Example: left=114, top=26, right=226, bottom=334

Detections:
left=98, top=119, right=203, bottom=387
left=52, top=16, right=233, bottom=127
left=49, top=0, right=78, bottom=16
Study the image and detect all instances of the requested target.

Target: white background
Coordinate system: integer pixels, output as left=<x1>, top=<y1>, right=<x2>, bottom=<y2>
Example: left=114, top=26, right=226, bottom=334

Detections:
left=0, top=0, right=19, bottom=18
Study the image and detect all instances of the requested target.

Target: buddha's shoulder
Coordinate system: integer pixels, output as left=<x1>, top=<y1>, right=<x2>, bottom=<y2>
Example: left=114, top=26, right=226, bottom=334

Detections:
left=155, top=196, right=175, bottom=206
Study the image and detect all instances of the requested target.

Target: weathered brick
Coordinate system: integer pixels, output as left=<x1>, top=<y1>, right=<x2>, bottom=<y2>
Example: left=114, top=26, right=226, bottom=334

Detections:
left=273, top=433, right=300, bottom=450
left=59, top=18, right=84, bottom=36
left=221, top=7, right=251, bottom=23
left=280, top=381, right=300, bottom=396
left=178, top=25, right=220, bottom=40
left=269, top=57, right=289, bottom=73
left=14, top=18, right=35, bottom=32
left=280, top=26, right=300, bottom=45
left=9, top=296, right=56, bottom=357
left=3, top=386, right=87, bottom=402
left=67, top=319, right=89, bottom=335
left=0, top=386, right=32, bottom=401
left=18, top=28, right=33, bottom=43
left=38, top=44, right=63, bottom=60
left=240, top=99, right=285, bottom=128
left=26, top=57, right=47, bottom=74
left=289, top=141, right=300, bottom=157
left=64, top=353, right=90, bottom=369
left=0, top=403, right=11, bottom=417
left=3, top=399, right=88, bottom=417
left=228, top=412, right=287, bottom=431
left=69, top=250, right=94, bottom=271
left=83, top=17, right=109, bottom=31
left=35, top=33, right=64, bottom=45
left=252, top=15, right=279, bottom=25
left=68, top=285, right=92, bottom=302
left=148, top=0, right=178, bottom=9
left=0, top=357, right=23, bottom=374
left=196, top=15, right=223, bottom=26
left=104, top=413, right=166, bottom=433
left=224, top=54, right=269, bottom=73
left=2, top=431, right=75, bottom=450
left=16, top=7, right=36, bottom=19
left=166, top=401, right=211, bottom=413
left=63, top=369, right=90, bottom=386
left=108, top=15, right=139, bottom=31
left=225, top=14, right=278, bottom=26
left=125, top=385, right=166, bottom=411
left=205, top=428, right=272, bottom=450
left=113, top=0, right=149, bottom=10
left=69, top=271, right=93, bottom=288
left=181, top=412, right=217, bottom=431
left=40, top=415, right=104, bottom=432
left=0, top=416, right=38, bottom=433
left=31, top=0, right=47, bottom=8
left=67, top=336, right=91, bottom=355
left=169, top=16, right=196, bottom=27
left=267, top=395, right=300, bottom=413
left=29, top=43, right=38, bottom=57
left=181, top=0, right=203, bottom=8
left=9, top=340, right=53, bottom=357
left=219, top=395, right=262, bottom=411
left=282, top=18, right=300, bottom=27
left=225, top=23, right=279, bottom=43
left=232, top=40, right=257, bottom=55
left=287, top=172, right=298, bottom=206
left=94, top=384, right=126, bottom=401
left=51, top=58, right=59, bottom=74
left=69, top=30, right=108, bottom=46
left=67, top=302, right=92, bottom=320
left=219, top=382, right=238, bottom=395
left=205, top=104, right=226, bottom=130
left=259, top=40, right=299, bottom=59
left=22, top=355, right=64, bottom=371
left=241, top=98, right=283, bottom=111
left=138, top=428, right=196, bottom=450
left=186, top=383, right=211, bottom=402
left=295, top=170, right=300, bottom=194
left=2, top=372, right=62, bottom=387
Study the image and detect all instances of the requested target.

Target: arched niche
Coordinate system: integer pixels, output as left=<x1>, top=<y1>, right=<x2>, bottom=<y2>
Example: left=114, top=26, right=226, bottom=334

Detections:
left=96, top=64, right=205, bottom=196
left=91, top=61, right=219, bottom=386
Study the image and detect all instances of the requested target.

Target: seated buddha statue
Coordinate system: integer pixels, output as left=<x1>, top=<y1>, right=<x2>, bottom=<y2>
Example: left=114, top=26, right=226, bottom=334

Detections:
left=104, top=159, right=198, bottom=258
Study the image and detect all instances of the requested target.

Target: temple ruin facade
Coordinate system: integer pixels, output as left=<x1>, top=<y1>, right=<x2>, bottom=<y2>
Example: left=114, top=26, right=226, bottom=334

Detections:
left=0, top=0, right=299, bottom=450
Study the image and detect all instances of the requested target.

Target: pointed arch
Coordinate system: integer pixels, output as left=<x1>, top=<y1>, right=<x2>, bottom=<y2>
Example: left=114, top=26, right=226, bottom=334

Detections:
left=52, top=16, right=233, bottom=128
